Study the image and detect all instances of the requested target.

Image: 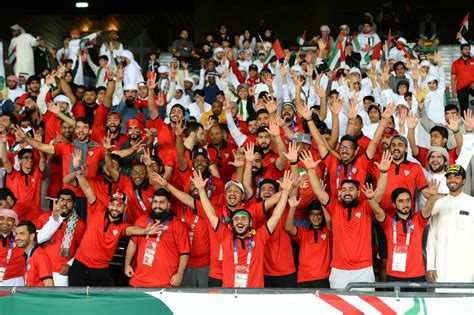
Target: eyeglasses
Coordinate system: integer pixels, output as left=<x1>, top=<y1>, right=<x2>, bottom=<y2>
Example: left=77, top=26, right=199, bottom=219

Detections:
left=339, top=145, right=355, bottom=151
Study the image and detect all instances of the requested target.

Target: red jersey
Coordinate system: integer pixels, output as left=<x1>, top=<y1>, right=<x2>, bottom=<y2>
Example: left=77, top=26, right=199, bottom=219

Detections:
left=323, top=152, right=372, bottom=197
left=379, top=212, right=429, bottom=278
left=6, top=167, right=44, bottom=209
left=217, top=222, right=271, bottom=288
left=35, top=211, right=86, bottom=273
left=379, top=161, right=429, bottom=216
left=451, top=57, right=474, bottom=91
left=0, top=234, right=25, bottom=281
left=207, top=142, right=236, bottom=183
left=71, top=100, right=86, bottom=118
left=148, top=117, right=176, bottom=152
left=74, top=201, right=130, bottom=268
left=88, top=175, right=121, bottom=210
left=355, top=133, right=371, bottom=157
left=53, top=142, right=105, bottom=197
left=117, top=177, right=155, bottom=225
left=413, top=146, right=458, bottom=169
left=326, top=198, right=373, bottom=270
left=173, top=201, right=210, bottom=269
left=25, top=246, right=53, bottom=286
left=13, top=200, right=43, bottom=223
left=41, top=112, right=63, bottom=145
left=129, top=214, right=190, bottom=287
left=291, top=226, right=332, bottom=282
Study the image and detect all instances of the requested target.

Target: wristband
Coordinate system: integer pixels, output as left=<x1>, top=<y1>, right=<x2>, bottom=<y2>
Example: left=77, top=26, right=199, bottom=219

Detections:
left=367, top=197, right=374, bottom=200
left=290, top=161, right=298, bottom=165
left=380, top=170, right=388, bottom=174
left=453, top=130, right=460, bottom=134
left=73, top=166, right=81, bottom=172
left=305, top=118, right=313, bottom=122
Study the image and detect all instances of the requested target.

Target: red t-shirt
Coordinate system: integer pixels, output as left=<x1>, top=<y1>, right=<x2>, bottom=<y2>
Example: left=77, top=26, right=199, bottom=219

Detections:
left=6, top=167, right=44, bottom=209
left=326, top=198, right=373, bottom=270
left=35, top=211, right=86, bottom=273
left=451, top=57, right=474, bottom=91
left=74, top=201, right=130, bottom=268
left=71, top=99, right=86, bottom=118
left=13, top=200, right=43, bottom=223
left=88, top=176, right=121, bottom=211
left=379, top=161, right=429, bottom=216
left=379, top=212, right=429, bottom=278
left=42, top=112, right=63, bottom=145
left=323, top=152, right=372, bottom=197
left=25, top=246, right=53, bottom=286
left=0, top=235, right=25, bottom=280
left=148, top=117, right=176, bottom=152
left=291, top=226, right=332, bottom=282
left=129, top=214, right=190, bottom=287
left=217, top=222, right=271, bottom=288
left=413, top=146, right=458, bottom=170
left=53, top=142, right=105, bottom=197
left=173, top=201, right=210, bottom=269
left=117, top=177, right=155, bottom=225
left=355, top=134, right=371, bottom=157
left=207, top=142, right=237, bottom=183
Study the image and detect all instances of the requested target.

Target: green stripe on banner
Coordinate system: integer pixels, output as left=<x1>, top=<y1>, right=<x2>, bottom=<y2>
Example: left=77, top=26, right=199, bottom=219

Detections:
left=0, top=292, right=173, bottom=315
left=405, top=297, right=422, bottom=315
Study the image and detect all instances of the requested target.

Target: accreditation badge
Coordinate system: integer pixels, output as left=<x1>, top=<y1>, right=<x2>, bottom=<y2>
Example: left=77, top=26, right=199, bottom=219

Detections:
left=234, top=265, right=249, bottom=288
left=142, top=241, right=157, bottom=267
left=392, top=245, right=408, bottom=272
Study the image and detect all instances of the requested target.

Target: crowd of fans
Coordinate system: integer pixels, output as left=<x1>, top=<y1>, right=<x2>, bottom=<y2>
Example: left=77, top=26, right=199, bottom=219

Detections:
left=0, top=7, right=473, bottom=290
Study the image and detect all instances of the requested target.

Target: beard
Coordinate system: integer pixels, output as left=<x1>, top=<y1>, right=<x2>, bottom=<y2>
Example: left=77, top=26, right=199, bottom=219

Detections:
left=341, top=196, right=358, bottom=208
left=60, top=208, right=73, bottom=218
left=151, top=209, right=168, bottom=221
left=429, top=164, right=445, bottom=173
left=108, top=209, right=122, bottom=219
left=232, top=225, right=249, bottom=237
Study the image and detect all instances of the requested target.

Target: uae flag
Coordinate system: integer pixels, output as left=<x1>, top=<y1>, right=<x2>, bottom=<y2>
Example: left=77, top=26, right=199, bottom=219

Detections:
left=296, top=31, right=306, bottom=46
left=460, top=13, right=470, bottom=32
left=351, top=32, right=361, bottom=51
left=384, top=29, right=392, bottom=60
left=395, top=39, right=416, bottom=60
left=264, top=39, right=284, bottom=64
left=327, top=40, right=344, bottom=70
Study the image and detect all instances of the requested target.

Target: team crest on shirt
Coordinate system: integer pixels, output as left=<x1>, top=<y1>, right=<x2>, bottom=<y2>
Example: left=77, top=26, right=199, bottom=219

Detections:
left=112, top=229, right=119, bottom=236
left=404, top=170, right=410, bottom=176
left=270, top=158, right=276, bottom=163
left=88, top=151, right=94, bottom=156
left=209, top=186, right=216, bottom=191
left=352, top=167, right=357, bottom=174
left=224, top=153, right=229, bottom=159
left=31, top=178, right=35, bottom=183
left=321, top=234, right=327, bottom=240
left=355, top=212, right=362, bottom=218
left=148, top=198, right=153, bottom=203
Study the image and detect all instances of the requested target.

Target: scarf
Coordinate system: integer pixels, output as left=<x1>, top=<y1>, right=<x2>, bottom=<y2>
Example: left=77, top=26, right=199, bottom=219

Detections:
left=59, top=211, right=79, bottom=257
left=69, top=139, right=97, bottom=172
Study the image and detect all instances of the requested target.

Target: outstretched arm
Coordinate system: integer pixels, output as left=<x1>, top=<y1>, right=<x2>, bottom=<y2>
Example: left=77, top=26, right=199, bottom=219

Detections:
left=299, top=150, right=329, bottom=205
left=284, top=192, right=300, bottom=236
left=267, top=171, right=294, bottom=234
left=149, top=172, right=195, bottom=208
left=192, top=171, right=219, bottom=230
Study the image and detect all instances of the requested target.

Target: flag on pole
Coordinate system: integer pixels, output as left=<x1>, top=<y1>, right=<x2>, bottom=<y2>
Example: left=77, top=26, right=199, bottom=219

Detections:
left=371, top=41, right=382, bottom=61
left=351, top=32, right=361, bottom=51
left=264, top=47, right=275, bottom=64
left=460, top=13, right=470, bottom=32
left=272, top=39, right=285, bottom=60
left=395, top=39, right=416, bottom=60
left=327, top=40, right=344, bottom=70
left=297, top=31, right=306, bottom=46
left=329, top=32, right=344, bottom=52
left=384, top=29, right=392, bottom=60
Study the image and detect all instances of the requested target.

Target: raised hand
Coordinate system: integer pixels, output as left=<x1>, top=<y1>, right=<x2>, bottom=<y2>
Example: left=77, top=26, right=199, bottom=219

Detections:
left=204, top=116, right=213, bottom=131
left=47, top=101, right=60, bottom=115
left=361, top=183, right=376, bottom=199
left=296, top=102, right=312, bottom=120
left=277, top=170, right=295, bottom=192
left=228, top=148, right=245, bottom=168
left=398, top=107, right=408, bottom=126
left=381, top=103, right=395, bottom=120
left=106, top=67, right=115, bottom=81
left=141, top=147, right=153, bottom=167
left=265, top=116, right=281, bottom=137
left=173, top=117, right=185, bottom=136
left=45, top=73, right=56, bottom=86
left=299, top=150, right=320, bottom=170
left=288, top=191, right=301, bottom=208
left=314, top=85, right=325, bottom=98
left=131, top=139, right=145, bottom=153
left=446, top=113, right=460, bottom=133
left=262, top=94, right=279, bottom=114
left=191, top=170, right=209, bottom=190
left=243, top=142, right=256, bottom=162
left=72, top=148, right=82, bottom=168
left=156, top=91, right=166, bottom=106
left=33, top=129, right=42, bottom=142
left=282, top=141, right=300, bottom=163
left=462, top=109, right=474, bottom=131
left=425, top=179, right=440, bottom=198
left=149, top=172, right=168, bottom=188
left=102, top=131, right=114, bottom=150
left=12, top=125, right=27, bottom=141
left=52, top=199, right=61, bottom=221
left=147, top=72, right=157, bottom=90
left=374, top=150, right=393, bottom=173
left=407, top=112, right=418, bottom=129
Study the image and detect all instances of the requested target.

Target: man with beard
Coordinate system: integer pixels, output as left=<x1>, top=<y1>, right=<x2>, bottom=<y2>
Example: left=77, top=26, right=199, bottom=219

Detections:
left=193, top=170, right=294, bottom=288
left=279, top=102, right=304, bottom=140
left=124, top=188, right=190, bottom=287
left=301, top=149, right=393, bottom=290
left=17, top=117, right=105, bottom=220
left=112, top=83, right=150, bottom=134
left=69, top=168, right=161, bottom=286
left=35, top=189, right=86, bottom=286
left=379, top=135, right=430, bottom=214
left=207, top=124, right=236, bottom=183
left=6, top=75, right=24, bottom=103
left=364, top=182, right=440, bottom=287
left=427, top=165, right=474, bottom=288
left=0, top=209, right=25, bottom=286
left=299, top=99, right=394, bottom=197
left=15, top=221, right=54, bottom=286
left=118, top=118, right=146, bottom=176
left=451, top=44, right=473, bottom=115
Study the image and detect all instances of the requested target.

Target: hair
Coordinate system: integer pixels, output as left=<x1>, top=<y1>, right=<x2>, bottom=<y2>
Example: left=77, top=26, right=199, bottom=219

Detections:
left=98, top=55, right=109, bottom=62
left=256, top=126, right=269, bottom=136
left=57, top=188, right=77, bottom=203
left=0, top=188, right=17, bottom=203
left=340, top=134, right=359, bottom=148
left=84, top=86, right=97, bottom=93
left=444, top=104, right=459, bottom=113
left=1, top=112, right=18, bottom=125
left=309, top=200, right=323, bottom=212
left=183, top=122, right=203, bottom=138
left=110, top=153, right=123, bottom=166
left=256, top=108, right=269, bottom=118
left=75, top=117, right=92, bottom=128
left=329, top=90, right=339, bottom=97
left=246, top=116, right=256, bottom=123
left=253, top=146, right=265, bottom=158
left=363, top=95, right=375, bottom=103
left=193, top=89, right=205, bottom=97
left=461, top=43, right=470, bottom=50
left=391, top=187, right=412, bottom=203
left=216, top=91, right=225, bottom=98
left=19, top=116, right=34, bottom=126
left=258, top=178, right=279, bottom=191
left=430, top=126, right=449, bottom=139
left=154, top=188, right=171, bottom=201
left=18, top=148, right=34, bottom=160
left=96, top=86, right=107, bottom=93
left=355, top=115, right=363, bottom=124
left=363, top=21, right=373, bottom=27
left=17, top=221, right=36, bottom=235
left=393, top=61, right=407, bottom=70
left=340, top=179, right=360, bottom=189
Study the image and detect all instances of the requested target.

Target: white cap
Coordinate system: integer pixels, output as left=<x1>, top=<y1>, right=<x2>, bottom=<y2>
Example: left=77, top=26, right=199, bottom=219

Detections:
left=213, top=47, right=224, bottom=54
left=158, top=66, right=169, bottom=73
left=420, top=60, right=431, bottom=67
left=123, top=83, right=138, bottom=91
left=120, top=50, right=134, bottom=61
left=184, top=76, right=194, bottom=84
left=426, top=74, right=438, bottom=83
left=396, top=97, right=410, bottom=109
left=398, top=37, right=407, bottom=45
left=175, top=85, right=184, bottom=91
left=349, top=67, right=362, bottom=76
left=53, top=95, right=71, bottom=106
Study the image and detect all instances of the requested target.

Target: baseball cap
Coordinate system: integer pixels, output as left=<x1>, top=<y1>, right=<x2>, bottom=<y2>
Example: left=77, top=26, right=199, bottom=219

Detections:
left=225, top=180, right=244, bottom=193
left=123, top=83, right=138, bottom=91
left=192, top=147, right=209, bottom=160
left=390, top=135, right=408, bottom=147
left=383, top=127, right=398, bottom=138
left=237, top=83, right=249, bottom=91
left=110, top=190, right=127, bottom=205
left=445, top=165, right=466, bottom=178
left=158, top=66, right=169, bottom=74
left=230, top=209, right=252, bottom=221
left=137, top=81, right=147, bottom=89
left=290, top=132, right=311, bottom=145
left=281, top=102, right=296, bottom=113
left=249, top=64, right=258, bottom=71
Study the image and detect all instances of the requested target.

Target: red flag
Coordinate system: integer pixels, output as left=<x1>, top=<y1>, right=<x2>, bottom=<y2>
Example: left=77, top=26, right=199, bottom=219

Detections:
left=371, top=41, right=382, bottom=61
left=460, top=12, right=470, bottom=32
left=272, top=39, right=285, bottom=60
left=338, top=40, right=345, bottom=62
left=395, top=40, right=413, bottom=59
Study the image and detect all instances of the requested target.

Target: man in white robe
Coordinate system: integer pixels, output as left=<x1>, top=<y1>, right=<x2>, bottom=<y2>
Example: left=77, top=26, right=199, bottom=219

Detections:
left=6, top=25, right=38, bottom=77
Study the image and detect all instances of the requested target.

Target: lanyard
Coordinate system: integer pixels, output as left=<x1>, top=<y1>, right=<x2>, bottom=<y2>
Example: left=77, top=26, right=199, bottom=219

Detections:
left=2, top=238, right=14, bottom=266
left=233, top=238, right=252, bottom=266
left=207, top=175, right=213, bottom=198
left=181, top=206, right=199, bottom=232
left=24, top=245, right=35, bottom=284
left=291, top=121, right=295, bottom=132
left=336, top=163, right=353, bottom=189
left=255, top=175, right=263, bottom=197
left=146, top=218, right=168, bottom=243
left=393, top=216, right=412, bottom=246
left=135, top=189, right=147, bottom=212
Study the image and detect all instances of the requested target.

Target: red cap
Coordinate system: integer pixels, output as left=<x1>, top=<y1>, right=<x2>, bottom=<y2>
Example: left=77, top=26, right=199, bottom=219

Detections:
left=126, top=118, right=143, bottom=130
left=107, top=112, right=122, bottom=121
left=383, top=127, right=398, bottom=138
left=110, top=191, right=127, bottom=205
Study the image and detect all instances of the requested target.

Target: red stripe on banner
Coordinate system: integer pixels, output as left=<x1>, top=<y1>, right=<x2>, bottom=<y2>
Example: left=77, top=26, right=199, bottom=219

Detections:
left=319, top=293, right=364, bottom=314
left=359, top=295, right=397, bottom=315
